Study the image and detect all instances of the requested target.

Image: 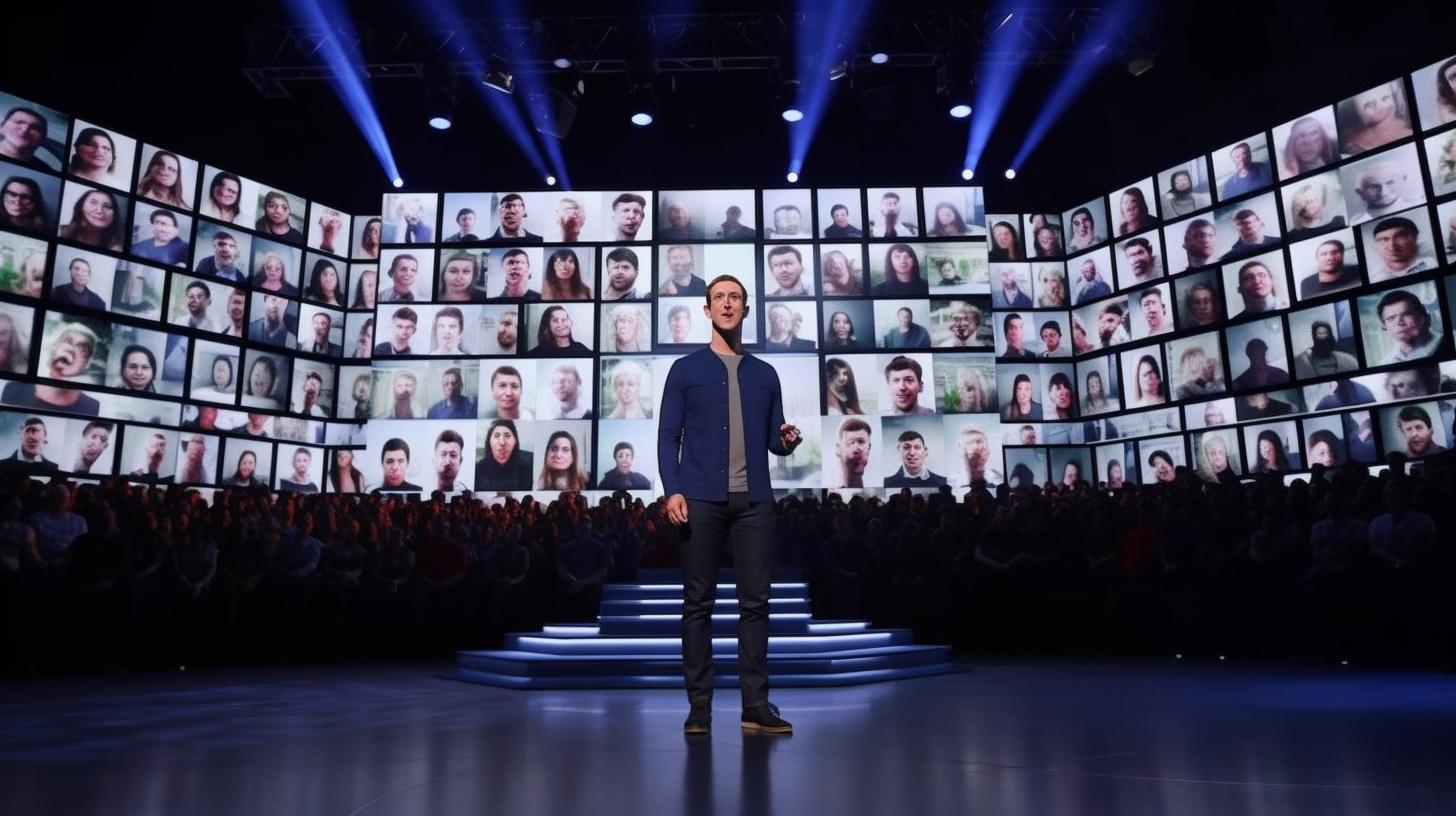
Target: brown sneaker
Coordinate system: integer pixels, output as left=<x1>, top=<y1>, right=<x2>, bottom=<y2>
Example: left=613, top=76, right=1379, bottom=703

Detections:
left=740, top=702, right=792, bottom=734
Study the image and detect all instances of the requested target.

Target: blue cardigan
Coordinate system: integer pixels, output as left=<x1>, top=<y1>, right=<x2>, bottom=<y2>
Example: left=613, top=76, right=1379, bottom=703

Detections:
left=657, top=347, right=791, bottom=502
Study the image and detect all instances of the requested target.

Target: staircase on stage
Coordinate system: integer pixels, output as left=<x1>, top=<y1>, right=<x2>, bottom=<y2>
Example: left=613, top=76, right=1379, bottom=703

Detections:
left=450, top=569, right=968, bottom=689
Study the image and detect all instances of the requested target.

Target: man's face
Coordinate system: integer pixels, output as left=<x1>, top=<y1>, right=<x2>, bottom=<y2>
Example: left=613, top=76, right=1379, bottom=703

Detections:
left=492, top=374, right=522, bottom=414
left=607, top=260, right=638, bottom=292
left=949, top=308, right=974, bottom=341
left=391, top=259, right=417, bottom=292
left=1098, top=310, right=1121, bottom=338
left=152, top=216, right=177, bottom=243
left=48, top=334, right=91, bottom=378
left=442, top=372, right=461, bottom=400
left=557, top=200, right=584, bottom=231
left=1124, top=243, right=1153, bottom=275
left=898, top=437, right=926, bottom=473
left=497, top=313, right=518, bottom=347
left=1400, top=419, right=1434, bottom=454
left=705, top=282, right=746, bottom=334
left=768, top=307, right=792, bottom=336
left=1239, top=265, right=1273, bottom=298
left=392, top=375, right=415, bottom=401
left=353, top=378, right=370, bottom=404
left=1006, top=317, right=1023, bottom=348
left=392, top=317, right=416, bottom=348
left=186, top=286, right=210, bottom=315
left=1357, top=164, right=1404, bottom=208
left=837, top=430, right=870, bottom=474
left=382, top=450, right=408, bottom=486
left=1041, top=327, right=1062, bottom=351
left=1231, top=145, right=1251, bottom=169
left=1081, top=260, right=1097, bottom=281
left=503, top=254, right=530, bottom=289
left=228, top=292, right=246, bottom=323
left=615, top=447, right=634, bottom=474
left=1187, top=287, right=1216, bottom=323
left=20, top=423, right=44, bottom=456
left=962, top=431, right=988, bottom=467
left=1386, top=371, right=1424, bottom=398
left=293, top=452, right=311, bottom=478
left=186, top=436, right=205, bottom=463
left=667, top=247, right=693, bottom=278
left=1374, top=227, right=1418, bottom=268
left=457, top=211, right=476, bottom=233
left=1154, top=459, right=1175, bottom=482
left=264, top=295, right=285, bottom=322
left=435, top=442, right=462, bottom=483
left=498, top=198, right=525, bottom=230
left=551, top=368, right=579, bottom=402
left=1, top=111, right=44, bottom=151
left=312, top=314, right=330, bottom=342
left=1381, top=300, right=1426, bottom=345
left=146, top=435, right=166, bottom=463
left=1316, top=242, right=1345, bottom=273
left=1235, top=215, right=1262, bottom=242
left=770, top=251, right=803, bottom=290
left=773, top=208, right=801, bottom=234
left=888, top=368, right=922, bottom=411
left=302, top=376, right=320, bottom=403
left=1020, top=426, right=1037, bottom=444
left=832, top=207, right=849, bottom=228
left=881, top=196, right=900, bottom=219
left=1185, top=225, right=1216, bottom=257
left=436, top=317, right=462, bottom=348
left=81, top=427, right=108, bottom=461
left=69, top=260, right=90, bottom=288
left=213, top=236, right=238, bottom=265
left=999, top=266, right=1018, bottom=289
left=1141, top=295, right=1164, bottom=328
left=613, top=200, right=644, bottom=237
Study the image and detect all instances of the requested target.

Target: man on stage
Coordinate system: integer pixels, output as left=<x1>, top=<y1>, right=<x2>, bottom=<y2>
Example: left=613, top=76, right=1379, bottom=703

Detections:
left=659, top=274, right=802, bottom=736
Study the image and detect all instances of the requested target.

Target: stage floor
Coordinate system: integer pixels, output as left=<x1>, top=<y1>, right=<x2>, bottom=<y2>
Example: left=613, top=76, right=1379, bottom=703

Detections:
left=2, top=658, right=1454, bottom=815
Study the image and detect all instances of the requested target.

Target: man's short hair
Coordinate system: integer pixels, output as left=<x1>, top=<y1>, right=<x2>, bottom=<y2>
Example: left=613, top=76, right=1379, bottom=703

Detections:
left=1377, top=289, right=1426, bottom=322
left=1233, top=208, right=1259, bottom=222
left=1138, top=287, right=1163, bottom=305
left=211, top=230, right=236, bottom=244
left=1245, top=337, right=1268, bottom=355
left=1123, top=236, right=1153, bottom=254
left=491, top=365, right=521, bottom=386
left=1185, top=218, right=1214, bottom=235
left=387, top=254, right=417, bottom=277
left=838, top=417, right=872, bottom=437
left=498, top=194, right=523, bottom=207
left=82, top=420, right=112, bottom=435
left=613, top=441, right=635, bottom=456
left=455, top=207, right=475, bottom=220
left=604, top=247, right=639, bottom=268
left=294, top=446, right=312, bottom=460
left=1317, top=239, right=1345, bottom=253
left=443, top=366, right=462, bottom=381
left=1099, top=301, right=1125, bottom=318
left=705, top=274, right=747, bottom=306
left=1003, top=313, right=1022, bottom=334
left=21, top=416, right=45, bottom=429
left=501, top=248, right=528, bottom=263
left=1231, top=142, right=1251, bottom=155
left=1372, top=216, right=1419, bottom=237
left=884, top=355, right=922, bottom=382
left=897, top=430, right=925, bottom=446
left=1039, top=320, right=1062, bottom=336
left=881, top=191, right=900, bottom=202
left=382, top=437, right=410, bottom=463
left=612, top=192, right=646, bottom=210
left=767, top=245, right=802, bottom=265
left=830, top=204, right=849, bottom=216
left=436, top=429, right=464, bottom=449
left=552, top=364, right=581, bottom=383
left=391, top=306, right=418, bottom=325
left=1398, top=406, right=1432, bottom=427
left=186, top=280, right=211, bottom=298
left=150, top=209, right=177, bottom=226
left=305, top=371, right=323, bottom=385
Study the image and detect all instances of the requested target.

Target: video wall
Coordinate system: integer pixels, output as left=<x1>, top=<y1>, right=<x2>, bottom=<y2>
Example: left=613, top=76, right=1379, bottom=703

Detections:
left=0, top=88, right=367, bottom=492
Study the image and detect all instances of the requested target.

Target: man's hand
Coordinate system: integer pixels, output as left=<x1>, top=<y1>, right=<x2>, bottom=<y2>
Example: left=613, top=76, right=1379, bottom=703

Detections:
left=665, top=493, right=689, bottom=525
left=779, top=423, right=802, bottom=452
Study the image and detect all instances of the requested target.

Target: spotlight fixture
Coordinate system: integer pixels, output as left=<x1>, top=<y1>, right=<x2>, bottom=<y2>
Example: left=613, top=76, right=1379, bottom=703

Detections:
left=870, top=52, right=889, bottom=64
left=481, top=55, right=514, bottom=94
left=786, top=171, right=799, bottom=183
left=552, top=57, right=573, bottom=70
left=628, top=81, right=657, bottom=127
left=960, top=168, right=974, bottom=181
left=391, top=177, right=404, bottom=188
left=546, top=175, right=557, bottom=187
left=829, top=60, right=849, bottom=81
left=780, top=79, right=804, bottom=123
left=428, top=115, right=452, bottom=130
left=949, top=104, right=972, bottom=119
left=1004, top=168, right=1017, bottom=180
left=1128, top=54, right=1156, bottom=77
left=937, top=56, right=975, bottom=121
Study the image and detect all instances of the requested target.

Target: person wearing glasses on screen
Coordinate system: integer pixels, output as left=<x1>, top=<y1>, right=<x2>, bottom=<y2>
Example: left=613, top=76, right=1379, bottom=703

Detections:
left=301, top=311, right=341, bottom=356
left=1280, top=117, right=1338, bottom=178
left=195, top=231, right=245, bottom=282
left=443, top=207, right=479, bottom=243
left=1163, top=170, right=1210, bottom=218
left=131, top=210, right=189, bottom=266
left=60, top=189, right=124, bottom=252
left=0, top=107, right=52, bottom=171
left=763, top=304, right=814, bottom=351
left=1368, top=217, right=1438, bottom=282
left=202, top=172, right=242, bottom=223
left=67, top=127, right=120, bottom=187
left=1298, top=239, right=1361, bottom=299
left=489, top=194, right=540, bottom=243
left=50, top=257, right=107, bottom=311
left=869, top=191, right=917, bottom=238
left=438, top=251, right=488, bottom=302
left=1115, top=187, right=1159, bottom=236
left=1129, top=355, right=1167, bottom=408
left=535, top=306, right=590, bottom=357
left=493, top=248, right=541, bottom=301
left=542, top=248, right=593, bottom=301
left=939, top=302, right=982, bottom=348
left=822, top=203, right=862, bottom=238
left=1374, top=290, right=1448, bottom=365
left=1219, top=209, right=1279, bottom=262
left=1349, top=161, right=1419, bottom=226
left=883, top=431, right=946, bottom=488
left=765, top=246, right=812, bottom=297
left=1231, top=338, right=1289, bottom=390
left=1, top=176, right=46, bottom=233
left=659, top=245, right=707, bottom=297
left=1220, top=143, right=1273, bottom=199
left=1066, top=207, right=1103, bottom=251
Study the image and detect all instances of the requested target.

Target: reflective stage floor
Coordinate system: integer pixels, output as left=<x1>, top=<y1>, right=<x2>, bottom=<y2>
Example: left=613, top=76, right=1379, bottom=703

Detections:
left=3, top=658, right=1455, bottom=815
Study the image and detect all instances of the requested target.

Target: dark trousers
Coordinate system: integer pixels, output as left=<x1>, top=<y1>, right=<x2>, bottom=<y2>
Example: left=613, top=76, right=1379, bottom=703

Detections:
left=681, top=493, right=774, bottom=709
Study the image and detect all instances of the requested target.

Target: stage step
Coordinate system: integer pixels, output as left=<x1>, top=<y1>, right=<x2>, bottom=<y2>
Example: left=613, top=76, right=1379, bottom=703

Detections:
left=602, top=582, right=809, bottom=601
left=597, top=598, right=812, bottom=616
left=597, top=613, right=813, bottom=636
left=504, top=629, right=913, bottom=655
left=458, top=644, right=952, bottom=677
left=448, top=660, right=969, bottom=689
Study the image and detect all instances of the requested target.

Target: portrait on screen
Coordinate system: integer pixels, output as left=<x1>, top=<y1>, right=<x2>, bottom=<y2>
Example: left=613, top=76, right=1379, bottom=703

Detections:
left=818, top=244, right=865, bottom=297
left=121, top=427, right=177, bottom=484
left=1049, top=447, right=1092, bottom=488
left=1192, top=428, right=1242, bottom=483
left=656, top=191, right=709, bottom=241
left=933, top=354, right=997, bottom=414
left=1359, top=207, right=1439, bottom=282
left=536, top=358, right=593, bottom=420
left=1063, top=199, right=1108, bottom=252
left=254, top=188, right=306, bottom=244
left=866, top=188, right=920, bottom=238
left=1167, top=271, right=1218, bottom=332
left=1003, top=449, right=1047, bottom=490
left=814, top=188, right=863, bottom=238
left=600, top=357, right=654, bottom=420
left=1032, top=263, right=1068, bottom=308
left=64, top=120, right=136, bottom=193
left=1273, top=107, right=1340, bottom=180
left=131, top=145, right=195, bottom=212
left=1113, top=232, right=1163, bottom=290
left=300, top=254, right=348, bottom=308
left=942, top=417, right=1003, bottom=489
left=49, top=246, right=116, bottom=313
left=1304, top=368, right=1385, bottom=412
left=1244, top=421, right=1303, bottom=474
left=0, top=301, right=32, bottom=376
left=128, top=205, right=191, bottom=267
left=1157, top=158, right=1214, bottom=218
left=1336, top=79, right=1414, bottom=157
left=0, top=231, right=48, bottom=298
left=924, top=242, right=988, bottom=296
left=1283, top=170, right=1349, bottom=240
left=1119, top=347, right=1168, bottom=409
left=929, top=298, right=991, bottom=349
left=880, top=416, right=948, bottom=488
left=371, top=363, right=423, bottom=420
left=296, top=304, right=345, bottom=356
left=1038, top=362, right=1077, bottom=425
left=1358, top=281, right=1448, bottom=366
left=824, top=355, right=878, bottom=415
left=352, top=215, right=381, bottom=260
left=1222, top=250, right=1289, bottom=318
left=107, top=324, right=182, bottom=396
left=36, top=312, right=108, bottom=386
left=1109, top=179, right=1160, bottom=236
left=1186, top=397, right=1237, bottom=430
left=1227, top=317, right=1291, bottom=391
left=875, top=353, right=936, bottom=416
left=1167, top=331, right=1226, bottom=401
left=600, top=301, right=651, bottom=353
left=763, top=301, right=817, bottom=352
left=109, top=261, right=162, bottom=321
left=997, top=363, right=1042, bottom=421
left=1381, top=400, right=1454, bottom=460
left=1024, top=213, right=1064, bottom=259
left=593, top=245, right=646, bottom=302
left=596, top=420, right=657, bottom=491
left=275, top=445, right=324, bottom=493
left=1425, top=130, right=1456, bottom=198
left=240, top=348, right=289, bottom=411
left=189, top=340, right=240, bottom=405
left=247, top=292, right=297, bottom=349
left=1211, top=134, right=1274, bottom=201
left=344, top=311, right=374, bottom=359
left=57, top=182, right=127, bottom=252
left=987, top=216, right=1023, bottom=261
left=1162, top=214, right=1221, bottom=274
left=486, top=246, right=545, bottom=302
left=545, top=191, right=602, bottom=244
left=1076, top=355, right=1121, bottom=417
left=761, top=189, right=811, bottom=239
left=657, top=298, right=704, bottom=346
left=541, top=246, right=596, bottom=301
left=199, top=166, right=259, bottom=225
left=873, top=299, right=932, bottom=350
left=530, top=420, right=592, bottom=492
left=434, top=249, right=488, bottom=303
left=1304, top=411, right=1377, bottom=466
left=1137, top=435, right=1185, bottom=484
left=249, top=238, right=302, bottom=297
left=336, top=366, right=372, bottom=422
left=380, top=193, right=437, bottom=245
left=191, top=221, right=251, bottom=284
left=1412, top=55, right=1456, bottom=130
left=0, top=92, right=68, bottom=172
left=173, top=432, right=219, bottom=486
left=922, top=186, right=985, bottom=237
left=1289, top=229, right=1362, bottom=302
left=417, top=304, right=476, bottom=356
left=377, top=248, right=433, bottom=302
left=419, top=361, right=478, bottom=421
left=602, top=191, right=651, bottom=243
left=473, top=416, right=534, bottom=491
left=218, top=437, right=270, bottom=486
left=366, top=420, right=472, bottom=493
left=527, top=303, right=594, bottom=356
left=1340, top=143, right=1425, bottom=226
left=439, top=193, right=490, bottom=243
left=1288, top=300, right=1359, bottom=380
left=1093, top=442, right=1136, bottom=487
left=298, top=201, right=349, bottom=255
left=1128, top=282, right=1174, bottom=340
left=870, top=242, right=931, bottom=297
left=820, top=301, right=872, bottom=352
left=1067, top=247, right=1114, bottom=306
left=370, top=305, right=418, bottom=358
left=821, top=415, right=882, bottom=489
left=1073, top=293, right=1131, bottom=351
left=53, top=417, right=115, bottom=476
left=763, top=244, right=814, bottom=297
left=988, top=262, right=1032, bottom=308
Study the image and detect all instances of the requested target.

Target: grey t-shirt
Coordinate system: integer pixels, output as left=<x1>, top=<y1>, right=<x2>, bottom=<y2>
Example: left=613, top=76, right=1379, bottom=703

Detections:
left=717, top=352, right=749, bottom=492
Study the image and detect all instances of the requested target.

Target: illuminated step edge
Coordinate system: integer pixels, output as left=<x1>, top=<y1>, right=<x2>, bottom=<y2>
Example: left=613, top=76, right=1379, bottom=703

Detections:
left=448, top=661, right=969, bottom=689
left=458, top=645, right=951, bottom=676
left=533, top=620, right=870, bottom=638
left=507, top=631, right=904, bottom=654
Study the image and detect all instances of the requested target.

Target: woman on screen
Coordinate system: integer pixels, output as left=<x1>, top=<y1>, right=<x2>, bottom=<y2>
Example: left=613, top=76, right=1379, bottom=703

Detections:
left=825, top=358, right=863, bottom=415
left=534, top=305, right=589, bottom=356
left=1148, top=450, right=1176, bottom=483
left=542, top=249, right=593, bottom=300
left=358, top=217, right=381, bottom=260
left=252, top=252, right=299, bottom=297
left=114, top=267, right=156, bottom=315
left=67, top=128, right=119, bottom=186
left=952, top=367, right=991, bottom=413
left=352, top=318, right=373, bottom=359
left=607, top=360, right=650, bottom=419
left=1306, top=429, right=1342, bottom=468
left=1280, top=117, right=1338, bottom=177
left=824, top=310, right=858, bottom=350
left=59, top=189, right=124, bottom=251
left=1116, top=187, right=1158, bottom=236
left=135, top=150, right=187, bottom=208
left=304, top=259, right=345, bottom=307
left=202, top=171, right=242, bottom=223
left=928, top=201, right=970, bottom=237
left=820, top=249, right=862, bottom=296
left=1081, top=370, right=1109, bottom=414
left=194, top=356, right=236, bottom=402
left=1434, top=57, right=1456, bottom=125
left=438, top=252, right=486, bottom=303
left=988, top=221, right=1022, bottom=261
left=1067, top=207, right=1103, bottom=251
left=1032, top=226, right=1063, bottom=258
left=256, top=191, right=303, bottom=242
left=475, top=419, right=532, bottom=490
left=1003, top=373, right=1042, bottom=421
left=0, top=312, right=27, bottom=374
left=0, top=107, right=50, bottom=169
left=431, top=307, right=468, bottom=355
left=1285, top=181, right=1345, bottom=239
left=871, top=243, right=928, bottom=296
left=1436, top=132, right=1456, bottom=189
left=1047, top=372, right=1076, bottom=420
left=1036, top=266, right=1068, bottom=307
left=330, top=448, right=365, bottom=493
left=1106, top=459, right=1125, bottom=489
left=1196, top=433, right=1237, bottom=484
left=1340, top=82, right=1413, bottom=155
left=118, top=345, right=157, bottom=392
left=1252, top=429, right=1291, bottom=474
left=1132, top=354, right=1166, bottom=407
left=351, top=268, right=377, bottom=310
left=0, top=176, right=46, bottom=233
left=224, top=449, right=260, bottom=487
left=608, top=304, right=648, bottom=352
left=244, top=356, right=279, bottom=408
left=536, top=430, right=589, bottom=492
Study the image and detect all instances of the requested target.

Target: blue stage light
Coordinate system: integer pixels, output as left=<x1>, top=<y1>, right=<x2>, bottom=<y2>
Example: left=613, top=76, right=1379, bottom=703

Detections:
left=782, top=108, right=804, bottom=123
left=963, top=1, right=1033, bottom=180
left=1005, top=168, right=1017, bottom=180
left=870, top=52, right=889, bottom=64
left=428, top=116, right=452, bottom=130
left=630, top=111, right=654, bottom=127
left=545, top=175, right=557, bottom=186
left=391, top=177, right=404, bottom=188
left=949, top=103, right=972, bottom=119
left=786, top=171, right=800, bottom=183
left=961, top=168, right=975, bottom=180
left=786, top=0, right=874, bottom=181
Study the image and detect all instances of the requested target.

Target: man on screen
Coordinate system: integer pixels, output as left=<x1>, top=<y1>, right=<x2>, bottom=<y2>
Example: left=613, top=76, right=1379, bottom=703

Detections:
left=1220, top=209, right=1280, bottom=261
left=487, top=366, right=531, bottom=420
left=432, top=430, right=469, bottom=492
left=300, top=312, right=340, bottom=356
left=495, top=310, right=519, bottom=354
left=181, top=281, right=220, bottom=332
left=1299, top=239, right=1362, bottom=298
left=658, top=245, right=707, bottom=297
left=666, top=305, right=693, bottom=344
left=494, top=248, right=541, bottom=301
left=602, top=248, right=642, bottom=300
left=1397, top=406, right=1446, bottom=458
left=764, top=304, right=815, bottom=351
left=443, top=208, right=479, bottom=243
left=129, top=433, right=171, bottom=483
left=490, top=194, right=541, bottom=243
left=870, top=191, right=918, bottom=238
left=768, top=204, right=807, bottom=239
left=5, top=416, right=58, bottom=470
left=610, top=193, right=647, bottom=241
left=547, top=364, right=592, bottom=420
left=1231, top=338, right=1290, bottom=390
left=295, top=371, right=327, bottom=418
left=223, top=288, right=246, bottom=337
left=830, top=417, right=872, bottom=488
left=195, top=231, right=246, bottom=282
left=1039, top=320, right=1066, bottom=356
left=379, top=254, right=420, bottom=303
left=374, top=438, right=422, bottom=493
left=1293, top=321, right=1359, bottom=378
left=1234, top=261, right=1281, bottom=315
left=1374, top=290, right=1449, bottom=364
left=373, top=307, right=417, bottom=356
left=1220, top=142, right=1273, bottom=199
left=599, top=441, right=652, bottom=490
left=1121, top=237, right=1161, bottom=283
left=1183, top=283, right=1220, bottom=327
left=766, top=246, right=812, bottom=297
left=992, top=266, right=1033, bottom=308
left=884, top=355, right=935, bottom=416
left=950, top=425, right=1002, bottom=488
left=882, top=307, right=931, bottom=349
left=1350, top=161, right=1419, bottom=225
left=1072, top=257, right=1112, bottom=304
left=1368, top=217, right=1438, bottom=281
left=823, top=204, right=862, bottom=239
left=884, top=430, right=946, bottom=487
left=1000, top=314, right=1037, bottom=359
left=70, top=420, right=112, bottom=474
left=427, top=367, right=477, bottom=419
left=247, top=294, right=290, bottom=347
left=51, top=258, right=106, bottom=310
left=717, top=205, right=756, bottom=240
left=279, top=448, right=318, bottom=493
left=555, top=197, right=586, bottom=242
left=385, top=371, right=418, bottom=419
left=1181, top=219, right=1218, bottom=270
left=940, top=302, right=982, bottom=348
left=1138, top=288, right=1173, bottom=337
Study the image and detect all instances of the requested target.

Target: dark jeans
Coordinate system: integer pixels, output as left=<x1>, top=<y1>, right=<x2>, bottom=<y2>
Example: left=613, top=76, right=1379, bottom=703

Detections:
left=681, top=493, right=774, bottom=710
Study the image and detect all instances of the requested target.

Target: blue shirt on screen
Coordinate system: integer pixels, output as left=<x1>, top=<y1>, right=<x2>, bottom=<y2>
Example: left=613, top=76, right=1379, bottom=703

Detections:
left=132, top=238, right=189, bottom=266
